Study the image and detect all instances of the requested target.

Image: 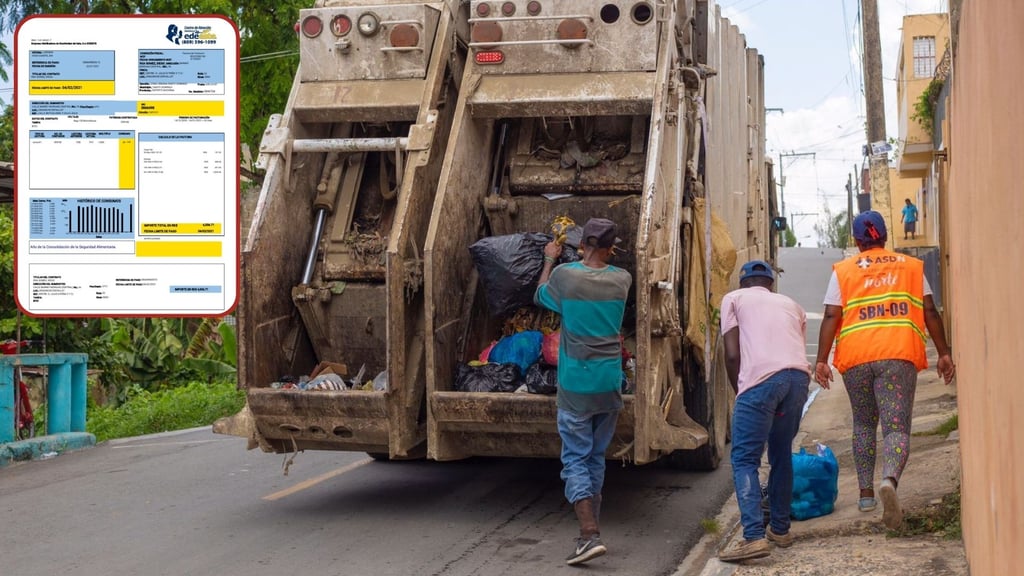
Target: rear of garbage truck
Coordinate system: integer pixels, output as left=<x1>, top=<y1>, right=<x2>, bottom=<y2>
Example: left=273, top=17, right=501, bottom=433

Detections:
left=423, top=0, right=772, bottom=468
left=214, top=1, right=463, bottom=459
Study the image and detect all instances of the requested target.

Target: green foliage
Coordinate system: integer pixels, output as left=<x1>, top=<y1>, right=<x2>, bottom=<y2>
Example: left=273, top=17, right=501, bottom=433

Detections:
left=911, top=78, right=945, bottom=137
left=87, top=380, right=244, bottom=442
left=890, top=488, right=962, bottom=540
left=814, top=203, right=851, bottom=249
left=0, top=105, right=12, bottom=160
left=783, top=227, right=798, bottom=248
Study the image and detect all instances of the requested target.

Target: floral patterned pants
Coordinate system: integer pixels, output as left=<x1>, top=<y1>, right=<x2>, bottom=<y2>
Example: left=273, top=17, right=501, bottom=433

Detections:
left=841, top=359, right=918, bottom=491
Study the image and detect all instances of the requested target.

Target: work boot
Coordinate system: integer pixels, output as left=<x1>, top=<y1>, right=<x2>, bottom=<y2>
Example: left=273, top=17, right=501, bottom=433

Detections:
left=574, top=497, right=600, bottom=538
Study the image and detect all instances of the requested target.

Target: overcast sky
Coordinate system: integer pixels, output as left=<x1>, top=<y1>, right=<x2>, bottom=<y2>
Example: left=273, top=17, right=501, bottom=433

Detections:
left=722, top=0, right=950, bottom=242
left=1, top=1, right=949, bottom=242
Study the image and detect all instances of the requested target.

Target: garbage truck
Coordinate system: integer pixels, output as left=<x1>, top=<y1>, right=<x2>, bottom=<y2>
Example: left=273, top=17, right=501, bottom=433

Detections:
left=214, top=0, right=463, bottom=458
left=422, top=0, right=774, bottom=469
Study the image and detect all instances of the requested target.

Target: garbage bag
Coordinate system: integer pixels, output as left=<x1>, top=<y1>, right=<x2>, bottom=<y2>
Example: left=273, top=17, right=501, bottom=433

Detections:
left=791, top=444, right=839, bottom=520
left=525, top=362, right=558, bottom=394
left=542, top=331, right=560, bottom=366
left=488, top=330, right=544, bottom=373
left=470, top=233, right=581, bottom=317
left=454, top=362, right=522, bottom=393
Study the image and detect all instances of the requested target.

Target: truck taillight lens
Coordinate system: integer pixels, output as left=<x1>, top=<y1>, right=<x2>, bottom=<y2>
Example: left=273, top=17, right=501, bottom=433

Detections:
left=390, top=24, right=420, bottom=48
left=301, top=16, right=323, bottom=38
left=475, top=51, right=504, bottom=65
left=501, top=2, right=516, bottom=16
left=476, top=3, right=491, bottom=17
left=556, top=19, right=587, bottom=45
left=527, top=1, right=542, bottom=16
left=471, top=21, right=503, bottom=45
left=331, top=15, right=352, bottom=36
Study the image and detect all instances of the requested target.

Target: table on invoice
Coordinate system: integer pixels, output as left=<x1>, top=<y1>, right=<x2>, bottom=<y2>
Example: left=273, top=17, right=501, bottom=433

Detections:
left=138, top=132, right=225, bottom=235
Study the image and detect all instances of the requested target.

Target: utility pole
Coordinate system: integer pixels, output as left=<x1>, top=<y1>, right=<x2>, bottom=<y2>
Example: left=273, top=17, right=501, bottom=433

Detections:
left=846, top=173, right=854, bottom=248
left=777, top=151, right=816, bottom=237
left=861, top=0, right=892, bottom=248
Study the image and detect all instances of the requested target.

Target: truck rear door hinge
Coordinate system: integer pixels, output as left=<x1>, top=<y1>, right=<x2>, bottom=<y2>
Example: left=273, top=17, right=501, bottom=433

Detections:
left=255, top=114, right=293, bottom=189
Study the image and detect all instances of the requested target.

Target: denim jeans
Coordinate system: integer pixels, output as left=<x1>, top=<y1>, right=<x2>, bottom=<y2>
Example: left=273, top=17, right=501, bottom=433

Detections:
left=557, top=408, right=619, bottom=504
left=731, top=369, right=810, bottom=540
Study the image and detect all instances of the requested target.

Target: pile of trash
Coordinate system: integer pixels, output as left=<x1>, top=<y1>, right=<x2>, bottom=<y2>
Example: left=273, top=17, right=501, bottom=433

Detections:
left=454, top=218, right=634, bottom=395
left=270, top=362, right=388, bottom=393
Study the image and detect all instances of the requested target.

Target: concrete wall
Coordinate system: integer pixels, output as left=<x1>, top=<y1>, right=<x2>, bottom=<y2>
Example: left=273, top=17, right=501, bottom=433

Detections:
left=947, top=2, right=1024, bottom=573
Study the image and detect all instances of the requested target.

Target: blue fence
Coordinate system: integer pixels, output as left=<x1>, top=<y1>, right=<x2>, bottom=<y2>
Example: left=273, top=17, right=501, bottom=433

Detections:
left=1, top=354, right=89, bottom=443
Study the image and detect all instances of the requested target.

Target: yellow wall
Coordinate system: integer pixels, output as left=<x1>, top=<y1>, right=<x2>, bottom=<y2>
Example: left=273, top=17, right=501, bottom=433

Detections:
left=948, top=3, right=1024, bottom=574
left=896, top=14, right=949, bottom=176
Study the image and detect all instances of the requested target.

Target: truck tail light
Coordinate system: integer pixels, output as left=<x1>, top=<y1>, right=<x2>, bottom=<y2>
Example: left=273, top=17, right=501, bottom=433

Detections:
left=301, top=15, right=323, bottom=38
left=527, top=1, right=542, bottom=16
left=475, top=51, right=505, bottom=65
left=476, top=3, right=491, bottom=17
left=556, top=19, right=587, bottom=46
left=501, top=2, right=516, bottom=16
left=471, top=21, right=503, bottom=45
left=390, top=24, right=420, bottom=48
left=331, top=15, right=352, bottom=36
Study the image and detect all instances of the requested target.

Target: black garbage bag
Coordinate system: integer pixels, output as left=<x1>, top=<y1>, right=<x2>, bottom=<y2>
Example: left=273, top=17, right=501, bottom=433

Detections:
left=469, top=231, right=582, bottom=317
left=454, top=362, right=522, bottom=393
left=525, top=362, right=558, bottom=395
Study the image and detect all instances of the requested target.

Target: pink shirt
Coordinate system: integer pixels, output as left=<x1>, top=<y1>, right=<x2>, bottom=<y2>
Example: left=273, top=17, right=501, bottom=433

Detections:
left=720, top=286, right=810, bottom=397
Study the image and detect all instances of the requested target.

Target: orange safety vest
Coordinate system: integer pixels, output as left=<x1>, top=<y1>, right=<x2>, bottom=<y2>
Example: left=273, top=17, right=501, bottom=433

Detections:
left=832, top=248, right=928, bottom=373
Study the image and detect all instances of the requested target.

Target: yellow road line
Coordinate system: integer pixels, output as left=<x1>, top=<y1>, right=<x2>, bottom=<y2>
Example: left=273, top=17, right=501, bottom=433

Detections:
left=262, top=457, right=373, bottom=501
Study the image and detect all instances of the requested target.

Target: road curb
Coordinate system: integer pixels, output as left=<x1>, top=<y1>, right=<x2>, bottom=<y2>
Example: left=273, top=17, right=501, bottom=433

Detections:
left=0, top=432, right=96, bottom=467
left=104, top=425, right=211, bottom=446
left=672, top=494, right=742, bottom=576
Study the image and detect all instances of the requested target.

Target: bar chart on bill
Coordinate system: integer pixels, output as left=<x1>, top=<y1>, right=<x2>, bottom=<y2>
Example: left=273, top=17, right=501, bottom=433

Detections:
left=30, top=197, right=135, bottom=240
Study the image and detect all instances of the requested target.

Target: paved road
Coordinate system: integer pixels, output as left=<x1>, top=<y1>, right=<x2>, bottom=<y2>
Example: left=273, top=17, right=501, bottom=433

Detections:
left=2, top=248, right=840, bottom=576
left=3, top=428, right=731, bottom=576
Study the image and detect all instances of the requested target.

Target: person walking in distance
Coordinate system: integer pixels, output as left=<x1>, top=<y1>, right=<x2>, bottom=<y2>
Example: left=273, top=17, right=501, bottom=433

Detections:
left=901, top=198, right=919, bottom=240
left=815, top=211, right=955, bottom=529
left=535, top=218, right=632, bottom=566
left=716, top=260, right=811, bottom=562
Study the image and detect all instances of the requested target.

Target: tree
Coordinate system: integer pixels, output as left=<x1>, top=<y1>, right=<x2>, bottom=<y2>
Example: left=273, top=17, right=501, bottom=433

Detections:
left=814, top=203, right=851, bottom=249
left=783, top=227, right=797, bottom=248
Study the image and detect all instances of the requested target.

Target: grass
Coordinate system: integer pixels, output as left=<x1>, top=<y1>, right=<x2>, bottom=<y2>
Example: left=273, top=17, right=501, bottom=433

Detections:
left=914, top=413, right=959, bottom=438
left=86, top=381, right=245, bottom=442
left=889, top=488, right=962, bottom=540
left=700, top=517, right=721, bottom=535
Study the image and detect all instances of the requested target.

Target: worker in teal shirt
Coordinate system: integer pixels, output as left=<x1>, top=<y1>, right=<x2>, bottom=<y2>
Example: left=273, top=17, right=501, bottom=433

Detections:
left=901, top=198, right=919, bottom=240
left=535, top=218, right=632, bottom=566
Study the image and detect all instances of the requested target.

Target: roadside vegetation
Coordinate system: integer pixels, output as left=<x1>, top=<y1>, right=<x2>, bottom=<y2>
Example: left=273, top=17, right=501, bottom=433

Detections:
left=890, top=488, right=962, bottom=540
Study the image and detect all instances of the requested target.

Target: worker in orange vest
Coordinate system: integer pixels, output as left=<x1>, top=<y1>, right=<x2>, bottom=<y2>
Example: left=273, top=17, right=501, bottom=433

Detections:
left=814, top=211, right=955, bottom=530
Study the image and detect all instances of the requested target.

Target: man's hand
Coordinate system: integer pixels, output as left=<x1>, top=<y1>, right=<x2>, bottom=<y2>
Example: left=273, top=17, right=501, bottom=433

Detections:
left=544, top=241, right=562, bottom=260
left=814, top=361, right=833, bottom=390
left=937, top=354, right=956, bottom=384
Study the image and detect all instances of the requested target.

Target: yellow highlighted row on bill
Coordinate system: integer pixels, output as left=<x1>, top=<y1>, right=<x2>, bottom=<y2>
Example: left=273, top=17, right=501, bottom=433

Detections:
left=137, top=101, right=224, bottom=116
left=135, top=241, right=222, bottom=258
left=29, top=80, right=116, bottom=95
left=141, top=223, right=223, bottom=235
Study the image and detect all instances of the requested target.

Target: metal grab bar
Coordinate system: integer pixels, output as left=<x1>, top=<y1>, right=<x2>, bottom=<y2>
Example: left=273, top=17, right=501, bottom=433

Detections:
left=468, top=15, right=593, bottom=23
left=469, top=38, right=593, bottom=48
left=380, top=46, right=423, bottom=52
left=292, top=137, right=409, bottom=153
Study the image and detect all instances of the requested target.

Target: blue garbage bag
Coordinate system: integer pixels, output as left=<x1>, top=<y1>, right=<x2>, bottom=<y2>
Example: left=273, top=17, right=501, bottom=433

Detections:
left=791, top=444, right=839, bottom=520
left=488, top=331, right=544, bottom=374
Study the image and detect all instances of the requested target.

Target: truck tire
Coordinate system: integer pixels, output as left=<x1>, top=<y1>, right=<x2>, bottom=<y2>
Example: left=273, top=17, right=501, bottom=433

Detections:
left=666, top=343, right=731, bottom=470
left=366, top=452, right=391, bottom=461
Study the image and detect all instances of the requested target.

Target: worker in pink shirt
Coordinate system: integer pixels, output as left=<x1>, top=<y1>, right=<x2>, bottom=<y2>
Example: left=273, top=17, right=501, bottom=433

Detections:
left=717, top=260, right=812, bottom=563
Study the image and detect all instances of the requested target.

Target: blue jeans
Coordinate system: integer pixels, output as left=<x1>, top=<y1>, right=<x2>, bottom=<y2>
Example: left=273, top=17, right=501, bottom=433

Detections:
left=731, top=369, right=810, bottom=540
left=557, top=409, right=619, bottom=504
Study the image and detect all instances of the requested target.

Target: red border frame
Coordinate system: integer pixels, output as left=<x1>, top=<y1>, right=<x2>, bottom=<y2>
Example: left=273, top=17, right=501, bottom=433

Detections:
left=13, top=13, right=242, bottom=318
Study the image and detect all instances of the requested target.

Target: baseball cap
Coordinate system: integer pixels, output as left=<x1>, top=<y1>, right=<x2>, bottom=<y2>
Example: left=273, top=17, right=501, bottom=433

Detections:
left=739, top=260, right=775, bottom=282
left=852, top=210, right=888, bottom=242
left=582, top=218, right=622, bottom=249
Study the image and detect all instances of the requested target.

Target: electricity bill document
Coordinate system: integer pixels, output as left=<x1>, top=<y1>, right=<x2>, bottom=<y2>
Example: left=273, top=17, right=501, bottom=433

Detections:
left=14, top=15, right=239, bottom=315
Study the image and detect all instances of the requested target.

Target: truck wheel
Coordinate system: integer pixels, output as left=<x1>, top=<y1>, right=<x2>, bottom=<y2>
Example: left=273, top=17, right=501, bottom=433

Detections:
left=666, top=344, right=731, bottom=470
left=366, top=452, right=390, bottom=461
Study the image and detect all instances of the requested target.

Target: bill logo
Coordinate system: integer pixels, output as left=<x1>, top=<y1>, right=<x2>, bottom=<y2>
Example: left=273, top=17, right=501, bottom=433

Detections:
left=164, top=24, right=218, bottom=46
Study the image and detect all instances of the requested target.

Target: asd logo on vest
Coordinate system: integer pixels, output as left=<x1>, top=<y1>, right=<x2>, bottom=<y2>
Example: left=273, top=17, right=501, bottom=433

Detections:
left=863, top=272, right=899, bottom=289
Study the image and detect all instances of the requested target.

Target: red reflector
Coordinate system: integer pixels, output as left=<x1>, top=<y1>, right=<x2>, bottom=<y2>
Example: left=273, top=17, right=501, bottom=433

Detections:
left=476, top=3, right=491, bottom=17
left=331, top=15, right=352, bottom=36
left=501, top=2, right=516, bottom=16
left=527, top=1, right=542, bottom=16
left=475, top=51, right=505, bottom=65
left=301, top=16, right=323, bottom=38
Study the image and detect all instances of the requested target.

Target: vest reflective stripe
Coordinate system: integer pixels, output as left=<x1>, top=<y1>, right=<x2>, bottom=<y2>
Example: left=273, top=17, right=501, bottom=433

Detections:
left=832, top=249, right=928, bottom=372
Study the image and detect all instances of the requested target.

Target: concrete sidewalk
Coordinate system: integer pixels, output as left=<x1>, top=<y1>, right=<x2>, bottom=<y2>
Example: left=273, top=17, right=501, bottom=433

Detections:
left=676, top=364, right=967, bottom=576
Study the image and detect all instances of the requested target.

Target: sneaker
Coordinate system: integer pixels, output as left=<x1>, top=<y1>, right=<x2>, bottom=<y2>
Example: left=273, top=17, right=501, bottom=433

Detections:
left=858, top=497, right=878, bottom=512
left=719, top=538, right=771, bottom=563
left=566, top=535, right=607, bottom=566
left=879, top=478, right=904, bottom=529
left=766, top=526, right=795, bottom=548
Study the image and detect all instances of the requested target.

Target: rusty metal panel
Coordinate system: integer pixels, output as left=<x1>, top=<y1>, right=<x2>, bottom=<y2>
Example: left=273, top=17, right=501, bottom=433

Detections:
left=467, top=72, right=655, bottom=119
left=299, top=3, right=440, bottom=82
left=292, top=79, right=423, bottom=123
left=467, top=0, right=658, bottom=75
left=247, top=388, right=389, bottom=453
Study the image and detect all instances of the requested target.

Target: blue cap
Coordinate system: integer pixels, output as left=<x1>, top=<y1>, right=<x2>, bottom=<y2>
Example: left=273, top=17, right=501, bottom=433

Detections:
left=740, top=260, right=774, bottom=282
left=853, top=210, right=888, bottom=243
